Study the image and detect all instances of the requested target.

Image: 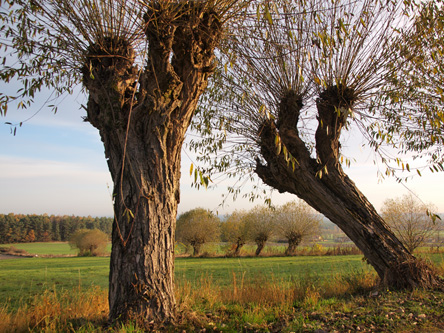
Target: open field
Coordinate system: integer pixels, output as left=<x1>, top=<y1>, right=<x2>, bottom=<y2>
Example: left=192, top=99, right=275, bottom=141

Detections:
left=1, top=253, right=444, bottom=331
left=0, top=255, right=379, bottom=309
left=1, top=253, right=443, bottom=308
left=1, top=242, right=112, bottom=256
left=5, top=241, right=288, bottom=257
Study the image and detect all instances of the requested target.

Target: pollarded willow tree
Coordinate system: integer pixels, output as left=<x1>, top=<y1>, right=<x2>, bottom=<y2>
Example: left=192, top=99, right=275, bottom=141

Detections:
left=275, top=201, right=320, bottom=256
left=221, top=209, right=250, bottom=256
left=191, top=0, right=443, bottom=288
left=244, top=205, right=274, bottom=256
left=381, top=194, right=438, bottom=253
left=0, top=0, right=242, bottom=324
left=176, top=208, right=220, bottom=256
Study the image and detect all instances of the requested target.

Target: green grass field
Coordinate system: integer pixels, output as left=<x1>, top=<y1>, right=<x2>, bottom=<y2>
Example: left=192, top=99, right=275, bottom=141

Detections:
left=1, top=252, right=443, bottom=311
left=1, top=242, right=443, bottom=332
left=0, top=255, right=373, bottom=310
left=2, top=242, right=112, bottom=256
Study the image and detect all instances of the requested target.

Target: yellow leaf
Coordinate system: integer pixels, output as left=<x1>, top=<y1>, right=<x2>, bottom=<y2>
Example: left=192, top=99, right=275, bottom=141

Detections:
left=264, top=4, right=273, bottom=25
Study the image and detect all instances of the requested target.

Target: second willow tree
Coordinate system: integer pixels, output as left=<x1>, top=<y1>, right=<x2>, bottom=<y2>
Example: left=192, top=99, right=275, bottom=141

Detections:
left=192, top=0, right=443, bottom=288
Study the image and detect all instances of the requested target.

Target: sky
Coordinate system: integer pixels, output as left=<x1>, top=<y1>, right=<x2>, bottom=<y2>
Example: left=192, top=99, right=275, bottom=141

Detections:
left=1, top=86, right=444, bottom=217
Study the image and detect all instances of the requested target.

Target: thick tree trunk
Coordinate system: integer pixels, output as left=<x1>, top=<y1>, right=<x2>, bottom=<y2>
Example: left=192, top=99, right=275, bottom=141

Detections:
left=255, top=237, right=267, bottom=256
left=192, top=241, right=203, bottom=256
left=285, top=233, right=302, bottom=256
left=233, top=238, right=245, bottom=256
left=86, top=82, right=185, bottom=322
left=81, top=4, right=222, bottom=324
left=256, top=88, right=441, bottom=289
left=108, top=145, right=178, bottom=322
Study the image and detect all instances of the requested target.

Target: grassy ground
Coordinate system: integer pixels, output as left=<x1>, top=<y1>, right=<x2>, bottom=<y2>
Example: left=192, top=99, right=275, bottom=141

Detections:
left=0, top=256, right=443, bottom=332
left=1, top=244, right=443, bottom=332
left=0, top=257, right=109, bottom=309
left=1, top=242, right=112, bottom=256
left=0, top=255, right=379, bottom=310
left=176, top=255, right=372, bottom=287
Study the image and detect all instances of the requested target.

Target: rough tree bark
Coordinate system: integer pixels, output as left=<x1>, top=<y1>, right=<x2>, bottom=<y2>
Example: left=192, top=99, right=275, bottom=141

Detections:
left=81, top=4, right=222, bottom=323
left=256, top=87, right=441, bottom=289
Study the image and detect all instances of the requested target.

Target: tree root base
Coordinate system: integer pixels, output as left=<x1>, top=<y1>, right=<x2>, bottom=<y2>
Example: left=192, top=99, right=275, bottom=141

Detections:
left=383, top=258, right=444, bottom=290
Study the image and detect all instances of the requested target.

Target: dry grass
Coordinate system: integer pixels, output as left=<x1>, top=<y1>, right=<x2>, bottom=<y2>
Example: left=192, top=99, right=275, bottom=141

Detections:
left=3, top=263, right=443, bottom=332
left=176, top=268, right=378, bottom=311
left=0, top=245, right=31, bottom=256
left=0, top=287, right=108, bottom=332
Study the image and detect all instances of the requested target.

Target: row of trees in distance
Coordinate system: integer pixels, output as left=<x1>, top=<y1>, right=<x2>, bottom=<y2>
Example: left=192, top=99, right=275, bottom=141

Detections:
left=177, top=201, right=321, bottom=257
left=1, top=193, right=439, bottom=255
left=177, top=195, right=442, bottom=257
left=0, top=214, right=113, bottom=244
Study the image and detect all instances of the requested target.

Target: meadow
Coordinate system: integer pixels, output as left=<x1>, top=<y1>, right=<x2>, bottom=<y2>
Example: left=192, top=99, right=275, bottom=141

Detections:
left=1, top=241, right=112, bottom=256
left=1, top=243, right=444, bottom=332
left=0, top=255, right=377, bottom=309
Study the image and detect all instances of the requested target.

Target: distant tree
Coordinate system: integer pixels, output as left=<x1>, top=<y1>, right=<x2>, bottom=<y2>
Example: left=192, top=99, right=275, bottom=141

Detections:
left=69, top=229, right=109, bottom=256
left=0, top=214, right=14, bottom=244
left=221, top=209, right=250, bottom=256
left=25, top=230, right=36, bottom=243
left=51, top=220, right=61, bottom=241
left=275, top=201, right=320, bottom=256
left=42, top=231, right=51, bottom=242
left=381, top=194, right=438, bottom=253
left=0, top=213, right=113, bottom=243
left=245, top=206, right=274, bottom=256
left=176, top=208, right=220, bottom=256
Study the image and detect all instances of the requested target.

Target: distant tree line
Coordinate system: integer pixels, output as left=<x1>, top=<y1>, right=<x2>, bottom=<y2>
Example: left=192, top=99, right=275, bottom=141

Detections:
left=176, top=201, right=321, bottom=257
left=0, top=213, right=113, bottom=244
left=176, top=196, right=442, bottom=257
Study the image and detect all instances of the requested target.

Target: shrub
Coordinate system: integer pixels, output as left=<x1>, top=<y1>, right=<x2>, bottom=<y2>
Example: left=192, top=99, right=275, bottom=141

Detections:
left=0, top=246, right=29, bottom=256
left=69, top=229, right=109, bottom=256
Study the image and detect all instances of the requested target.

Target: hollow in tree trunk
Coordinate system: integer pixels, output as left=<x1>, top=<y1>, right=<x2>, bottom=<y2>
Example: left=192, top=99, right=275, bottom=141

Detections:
left=256, top=87, right=441, bottom=289
left=82, top=4, right=222, bottom=323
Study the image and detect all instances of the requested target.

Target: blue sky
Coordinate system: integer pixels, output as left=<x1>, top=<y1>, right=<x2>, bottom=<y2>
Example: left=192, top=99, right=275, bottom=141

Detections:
left=1, top=86, right=444, bottom=217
